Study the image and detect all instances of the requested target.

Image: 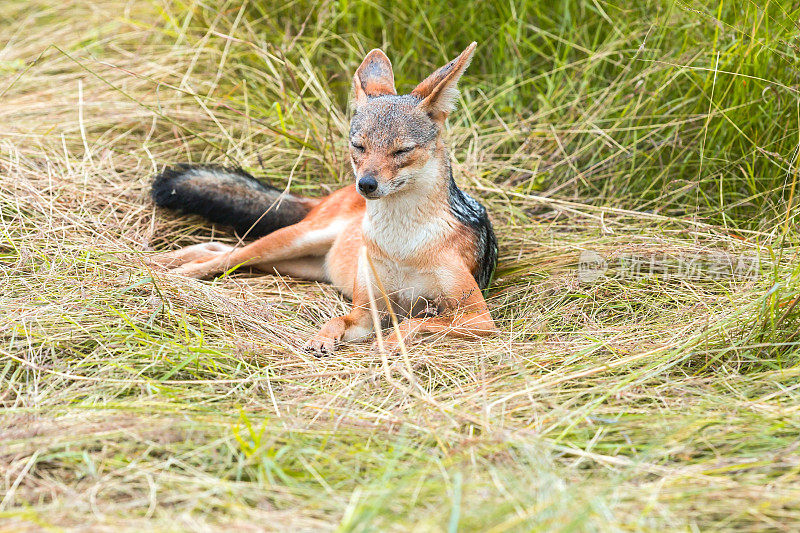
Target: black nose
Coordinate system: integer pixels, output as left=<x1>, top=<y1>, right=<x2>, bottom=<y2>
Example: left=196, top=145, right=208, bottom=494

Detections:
left=357, top=175, right=378, bottom=195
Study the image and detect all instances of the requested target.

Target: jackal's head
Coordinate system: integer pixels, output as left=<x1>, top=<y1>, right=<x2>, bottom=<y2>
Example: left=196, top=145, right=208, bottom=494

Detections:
left=348, top=43, right=477, bottom=199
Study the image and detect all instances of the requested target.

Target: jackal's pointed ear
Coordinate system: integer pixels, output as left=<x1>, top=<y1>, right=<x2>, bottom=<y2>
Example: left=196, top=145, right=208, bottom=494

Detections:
left=353, top=49, right=396, bottom=104
left=412, top=42, right=476, bottom=119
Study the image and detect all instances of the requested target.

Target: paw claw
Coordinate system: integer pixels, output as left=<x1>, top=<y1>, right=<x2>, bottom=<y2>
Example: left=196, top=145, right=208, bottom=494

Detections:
left=303, top=337, right=337, bottom=356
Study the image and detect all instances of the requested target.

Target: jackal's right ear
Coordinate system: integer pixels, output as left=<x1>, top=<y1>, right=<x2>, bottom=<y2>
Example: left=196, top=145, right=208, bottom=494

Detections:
left=353, top=49, right=396, bottom=104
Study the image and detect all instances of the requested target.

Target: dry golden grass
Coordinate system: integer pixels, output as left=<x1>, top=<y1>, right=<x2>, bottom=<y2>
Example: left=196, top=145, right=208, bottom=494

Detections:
left=2, top=1, right=799, bottom=531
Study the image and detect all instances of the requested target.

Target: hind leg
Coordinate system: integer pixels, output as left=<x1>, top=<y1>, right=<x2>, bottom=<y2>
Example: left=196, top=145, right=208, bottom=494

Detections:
left=263, top=256, right=327, bottom=282
left=165, top=219, right=338, bottom=279
left=147, top=242, right=234, bottom=268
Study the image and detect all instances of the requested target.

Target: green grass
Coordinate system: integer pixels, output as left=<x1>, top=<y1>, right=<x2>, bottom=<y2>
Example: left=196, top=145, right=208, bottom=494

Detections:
left=1, top=0, right=799, bottom=530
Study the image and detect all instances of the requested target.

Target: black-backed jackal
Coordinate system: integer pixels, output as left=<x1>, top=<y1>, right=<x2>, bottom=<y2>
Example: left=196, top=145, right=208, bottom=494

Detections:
left=150, top=43, right=498, bottom=354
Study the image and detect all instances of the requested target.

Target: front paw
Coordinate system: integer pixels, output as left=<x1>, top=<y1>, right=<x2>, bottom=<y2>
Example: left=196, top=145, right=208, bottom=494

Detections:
left=304, top=335, right=338, bottom=356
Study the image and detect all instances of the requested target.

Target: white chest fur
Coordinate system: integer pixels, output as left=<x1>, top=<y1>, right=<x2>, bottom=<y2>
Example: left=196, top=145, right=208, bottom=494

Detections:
left=363, top=193, right=453, bottom=260
left=362, top=196, right=456, bottom=312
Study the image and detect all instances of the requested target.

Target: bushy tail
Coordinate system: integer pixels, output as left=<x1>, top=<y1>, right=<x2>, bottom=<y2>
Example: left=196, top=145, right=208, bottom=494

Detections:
left=151, top=164, right=319, bottom=239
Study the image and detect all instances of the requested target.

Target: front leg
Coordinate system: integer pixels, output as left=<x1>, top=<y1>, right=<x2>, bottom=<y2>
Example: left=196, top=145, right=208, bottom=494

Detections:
left=375, top=272, right=496, bottom=354
left=304, top=277, right=375, bottom=355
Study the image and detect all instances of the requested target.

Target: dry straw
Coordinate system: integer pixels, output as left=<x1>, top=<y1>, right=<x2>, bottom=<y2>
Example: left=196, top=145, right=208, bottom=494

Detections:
left=1, top=1, right=799, bottom=530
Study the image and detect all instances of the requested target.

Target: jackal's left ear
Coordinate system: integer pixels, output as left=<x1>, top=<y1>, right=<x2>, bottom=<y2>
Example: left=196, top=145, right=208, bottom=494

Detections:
left=353, top=49, right=396, bottom=104
left=412, top=42, right=477, bottom=119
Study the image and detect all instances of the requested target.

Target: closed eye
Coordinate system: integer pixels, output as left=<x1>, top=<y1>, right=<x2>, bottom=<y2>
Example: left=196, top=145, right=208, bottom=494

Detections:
left=351, top=142, right=365, bottom=152
left=392, top=146, right=415, bottom=157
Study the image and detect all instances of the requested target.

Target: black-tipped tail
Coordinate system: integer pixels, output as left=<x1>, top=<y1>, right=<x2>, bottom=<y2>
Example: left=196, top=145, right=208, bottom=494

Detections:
left=151, top=164, right=317, bottom=238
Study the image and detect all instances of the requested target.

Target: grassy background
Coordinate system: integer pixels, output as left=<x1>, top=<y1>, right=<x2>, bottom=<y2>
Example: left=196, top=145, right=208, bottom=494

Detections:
left=2, top=0, right=800, bottom=530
